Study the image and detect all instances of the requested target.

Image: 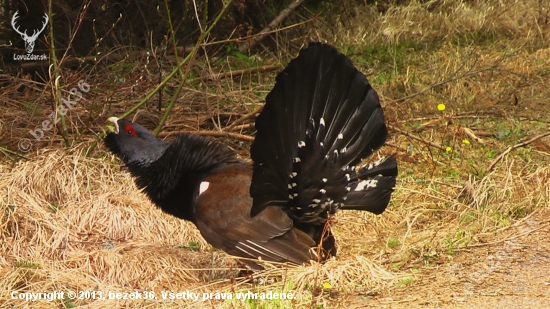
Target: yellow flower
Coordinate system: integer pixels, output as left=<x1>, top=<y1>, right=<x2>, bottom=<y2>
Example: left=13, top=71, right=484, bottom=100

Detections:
left=462, top=139, right=470, bottom=145
left=437, top=103, right=446, bottom=111
left=323, top=282, right=332, bottom=289
left=445, top=146, right=452, bottom=152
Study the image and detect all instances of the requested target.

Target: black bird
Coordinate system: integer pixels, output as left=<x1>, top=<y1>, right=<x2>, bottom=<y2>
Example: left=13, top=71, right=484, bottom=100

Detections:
left=104, top=42, right=397, bottom=269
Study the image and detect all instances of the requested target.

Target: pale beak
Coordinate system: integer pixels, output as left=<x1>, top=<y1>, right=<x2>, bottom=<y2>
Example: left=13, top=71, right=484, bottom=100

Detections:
left=107, top=117, right=120, bottom=134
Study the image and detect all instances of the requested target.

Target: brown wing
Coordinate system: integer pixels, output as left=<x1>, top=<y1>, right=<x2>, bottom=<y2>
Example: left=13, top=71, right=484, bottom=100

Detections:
left=194, top=163, right=316, bottom=268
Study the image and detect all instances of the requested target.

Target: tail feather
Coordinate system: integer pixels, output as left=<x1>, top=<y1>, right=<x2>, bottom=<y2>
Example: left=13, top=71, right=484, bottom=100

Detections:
left=354, top=154, right=398, bottom=179
left=342, top=155, right=398, bottom=214
left=341, top=176, right=396, bottom=214
left=336, top=107, right=387, bottom=167
left=250, top=42, right=397, bottom=224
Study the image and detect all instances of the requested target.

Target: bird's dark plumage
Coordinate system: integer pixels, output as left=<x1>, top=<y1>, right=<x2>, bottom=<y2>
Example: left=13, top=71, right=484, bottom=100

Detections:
left=104, top=42, right=397, bottom=269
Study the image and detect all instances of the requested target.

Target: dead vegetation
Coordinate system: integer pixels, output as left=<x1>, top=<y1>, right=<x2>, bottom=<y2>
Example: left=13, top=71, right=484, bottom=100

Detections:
left=1, top=0, right=550, bottom=308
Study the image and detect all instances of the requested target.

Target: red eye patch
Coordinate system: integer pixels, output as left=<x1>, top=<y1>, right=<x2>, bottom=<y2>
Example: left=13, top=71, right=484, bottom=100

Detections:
left=124, top=125, right=137, bottom=137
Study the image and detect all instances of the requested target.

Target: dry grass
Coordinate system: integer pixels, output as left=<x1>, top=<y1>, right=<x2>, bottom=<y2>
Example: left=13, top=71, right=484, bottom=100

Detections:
left=335, top=1, right=542, bottom=46
left=0, top=148, right=403, bottom=308
left=2, top=0, right=550, bottom=308
left=1, top=146, right=548, bottom=308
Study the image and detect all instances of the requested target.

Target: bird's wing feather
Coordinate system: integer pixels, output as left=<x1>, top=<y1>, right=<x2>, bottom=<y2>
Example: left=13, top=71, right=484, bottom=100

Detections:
left=194, top=164, right=315, bottom=266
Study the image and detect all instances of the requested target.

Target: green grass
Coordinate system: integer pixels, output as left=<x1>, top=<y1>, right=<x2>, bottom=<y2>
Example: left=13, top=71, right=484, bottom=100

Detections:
left=223, top=280, right=300, bottom=309
left=12, top=260, right=41, bottom=268
left=397, top=277, right=414, bottom=287
left=387, top=238, right=401, bottom=248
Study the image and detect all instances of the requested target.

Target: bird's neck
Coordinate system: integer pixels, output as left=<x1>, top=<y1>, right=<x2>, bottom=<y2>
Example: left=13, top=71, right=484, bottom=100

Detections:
left=128, top=133, right=240, bottom=222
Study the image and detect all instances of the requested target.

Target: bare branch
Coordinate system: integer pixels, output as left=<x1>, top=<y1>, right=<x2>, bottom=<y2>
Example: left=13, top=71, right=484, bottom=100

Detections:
left=487, top=131, right=550, bottom=173
left=205, top=65, right=279, bottom=81
left=388, top=124, right=446, bottom=151
left=224, top=105, right=264, bottom=131
left=238, top=0, right=306, bottom=53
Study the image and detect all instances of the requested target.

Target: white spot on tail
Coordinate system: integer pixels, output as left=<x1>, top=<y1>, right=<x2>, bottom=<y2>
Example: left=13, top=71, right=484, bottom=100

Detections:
left=322, top=178, right=328, bottom=183
left=345, top=174, right=350, bottom=181
left=355, top=179, right=378, bottom=191
left=337, top=133, right=343, bottom=140
left=293, top=157, right=301, bottom=163
left=362, top=157, right=385, bottom=170
left=340, top=147, right=347, bottom=154
left=298, top=141, right=306, bottom=148
left=320, top=189, right=326, bottom=194
left=313, top=199, right=321, bottom=203
left=320, top=118, right=325, bottom=126
left=199, top=182, right=210, bottom=195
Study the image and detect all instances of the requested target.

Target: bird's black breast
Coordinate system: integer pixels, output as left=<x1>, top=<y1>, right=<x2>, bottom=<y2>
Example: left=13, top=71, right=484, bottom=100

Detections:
left=128, top=133, right=241, bottom=222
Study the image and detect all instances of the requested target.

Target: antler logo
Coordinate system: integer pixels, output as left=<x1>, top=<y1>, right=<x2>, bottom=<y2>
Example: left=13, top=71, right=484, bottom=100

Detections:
left=11, top=11, right=49, bottom=54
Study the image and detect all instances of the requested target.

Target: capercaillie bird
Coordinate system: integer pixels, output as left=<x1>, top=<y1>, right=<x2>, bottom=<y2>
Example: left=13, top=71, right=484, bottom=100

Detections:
left=104, top=42, right=398, bottom=269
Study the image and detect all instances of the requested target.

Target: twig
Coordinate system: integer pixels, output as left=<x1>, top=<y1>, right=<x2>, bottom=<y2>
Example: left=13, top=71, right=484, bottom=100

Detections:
left=224, top=105, right=264, bottom=131
left=387, top=124, right=446, bottom=151
left=399, top=113, right=499, bottom=123
left=200, top=17, right=315, bottom=47
left=229, top=123, right=255, bottom=131
left=193, top=131, right=254, bottom=142
left=463, top=127, right=485, bottom=144
left=0, top=146, right=29, bottom=160
left=158, top=130, right=254, bottom=142
left=487, top=131, right=550, bottom=172
left=412, top=117, right=446, bottom=132
left=205, top=65, right=280, bottom=81
left=238, top=0, right=306, bottom=53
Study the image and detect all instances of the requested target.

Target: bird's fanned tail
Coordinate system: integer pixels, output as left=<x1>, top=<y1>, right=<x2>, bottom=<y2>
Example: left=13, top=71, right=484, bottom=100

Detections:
left=250, top=42, right=397, bottom=226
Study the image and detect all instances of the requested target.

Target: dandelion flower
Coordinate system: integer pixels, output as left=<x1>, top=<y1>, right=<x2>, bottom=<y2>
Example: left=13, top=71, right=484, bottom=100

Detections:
left=462, top=139, right=470, bottom=145
left=437, top=103, right=446, bottom=111
left=446, top=146, right=452, bottom=152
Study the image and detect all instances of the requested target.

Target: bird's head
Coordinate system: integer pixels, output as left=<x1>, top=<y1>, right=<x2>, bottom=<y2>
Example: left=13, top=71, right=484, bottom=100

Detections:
left=104, top=117, right=169, bottom=166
